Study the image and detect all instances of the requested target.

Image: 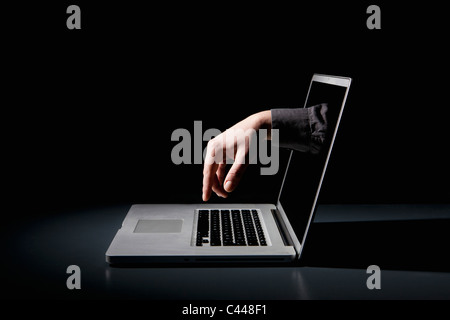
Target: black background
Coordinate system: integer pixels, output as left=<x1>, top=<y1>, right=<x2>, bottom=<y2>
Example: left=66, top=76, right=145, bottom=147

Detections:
left=3, top=1, right=449, bottom=221
left=1, top=2, right=450, bottom=308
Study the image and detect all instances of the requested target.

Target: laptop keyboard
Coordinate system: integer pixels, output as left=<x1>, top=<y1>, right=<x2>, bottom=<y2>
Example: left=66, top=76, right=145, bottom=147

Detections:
left=195, top=209, right=267, bottom=246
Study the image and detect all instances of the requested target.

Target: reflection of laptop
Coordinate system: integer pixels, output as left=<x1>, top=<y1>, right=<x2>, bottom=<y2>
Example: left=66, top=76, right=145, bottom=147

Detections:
left=106, top=74, right=351, bottom=264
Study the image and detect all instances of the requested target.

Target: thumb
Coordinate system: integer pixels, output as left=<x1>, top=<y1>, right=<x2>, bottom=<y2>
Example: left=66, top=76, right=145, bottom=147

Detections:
left=224, top=162, right=248, bottom=193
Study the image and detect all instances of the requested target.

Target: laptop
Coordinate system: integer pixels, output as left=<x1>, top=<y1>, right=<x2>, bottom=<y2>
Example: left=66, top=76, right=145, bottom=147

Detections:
left=106, top=74, right=351, bottom=264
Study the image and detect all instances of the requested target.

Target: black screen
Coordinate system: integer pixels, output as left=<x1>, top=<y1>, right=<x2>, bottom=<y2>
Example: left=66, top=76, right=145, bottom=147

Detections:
left=279, top=80, right=349, bottom=245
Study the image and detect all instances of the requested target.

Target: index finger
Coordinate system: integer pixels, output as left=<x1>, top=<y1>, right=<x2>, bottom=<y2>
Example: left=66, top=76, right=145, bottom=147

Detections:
left=202, top=163, right=219, bottom=202
left=202, top=142, right=219, bottom=202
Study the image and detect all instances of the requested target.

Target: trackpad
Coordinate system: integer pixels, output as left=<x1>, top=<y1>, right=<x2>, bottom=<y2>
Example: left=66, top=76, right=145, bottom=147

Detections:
left=133, top=219, right=183, bottom=233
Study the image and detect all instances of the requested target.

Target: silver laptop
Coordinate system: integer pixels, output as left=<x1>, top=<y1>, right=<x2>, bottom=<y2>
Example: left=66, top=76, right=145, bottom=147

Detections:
left=106, top=74, right=351, bottom=264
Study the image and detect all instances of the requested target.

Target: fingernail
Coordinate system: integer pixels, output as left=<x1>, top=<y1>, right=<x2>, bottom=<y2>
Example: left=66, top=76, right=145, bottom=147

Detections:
left=224, top=181, right=232, bottom=192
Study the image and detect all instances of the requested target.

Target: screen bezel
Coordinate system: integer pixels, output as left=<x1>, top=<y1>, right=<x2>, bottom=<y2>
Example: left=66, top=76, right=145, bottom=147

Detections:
left=276, top=74, right=352, bottom=260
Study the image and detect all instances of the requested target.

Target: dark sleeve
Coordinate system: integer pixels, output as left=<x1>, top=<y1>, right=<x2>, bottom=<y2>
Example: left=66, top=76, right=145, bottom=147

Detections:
left=271, top=103, right=328, bottom=154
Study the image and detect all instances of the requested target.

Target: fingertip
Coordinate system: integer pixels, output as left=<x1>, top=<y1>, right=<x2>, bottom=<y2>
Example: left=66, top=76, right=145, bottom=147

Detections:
left=217, top=192, right=228, bottom=199
left=224, top=180, right=233, bottom=192
left=212, top=185, right=228, bottom=199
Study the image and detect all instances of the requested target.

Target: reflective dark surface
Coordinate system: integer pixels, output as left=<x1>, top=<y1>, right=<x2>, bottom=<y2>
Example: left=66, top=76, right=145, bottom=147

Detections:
left=3, top=204, right=450, bottom=300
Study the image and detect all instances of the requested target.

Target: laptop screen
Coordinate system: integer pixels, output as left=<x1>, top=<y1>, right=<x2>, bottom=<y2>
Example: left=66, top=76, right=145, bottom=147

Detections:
left=278, top=75, right=351, bottom=255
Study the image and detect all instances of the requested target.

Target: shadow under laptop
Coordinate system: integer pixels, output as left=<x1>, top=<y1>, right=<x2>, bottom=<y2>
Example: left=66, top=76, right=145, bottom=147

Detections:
left=300, top=218, right=450, bottom=272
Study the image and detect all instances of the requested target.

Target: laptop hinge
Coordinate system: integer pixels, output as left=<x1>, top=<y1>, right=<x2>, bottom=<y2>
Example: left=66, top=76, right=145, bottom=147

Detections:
left=271, top=209, right=294, bottom=247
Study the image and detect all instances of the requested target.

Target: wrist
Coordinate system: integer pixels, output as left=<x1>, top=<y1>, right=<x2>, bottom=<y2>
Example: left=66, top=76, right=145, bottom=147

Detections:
left=252, top=110, right=272, bottom=140
left=253, top=110, right=272, bottom=130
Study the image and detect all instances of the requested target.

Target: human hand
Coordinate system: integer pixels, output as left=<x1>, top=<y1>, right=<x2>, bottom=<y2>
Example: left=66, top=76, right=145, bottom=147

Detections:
left=202, top=110, right=272, bottom=201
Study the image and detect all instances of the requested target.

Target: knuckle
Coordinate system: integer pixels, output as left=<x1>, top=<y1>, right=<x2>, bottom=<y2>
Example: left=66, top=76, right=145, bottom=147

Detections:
left=207, top=138, right=218, bottom=150
left=227, top=170, right=240, bottom=179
